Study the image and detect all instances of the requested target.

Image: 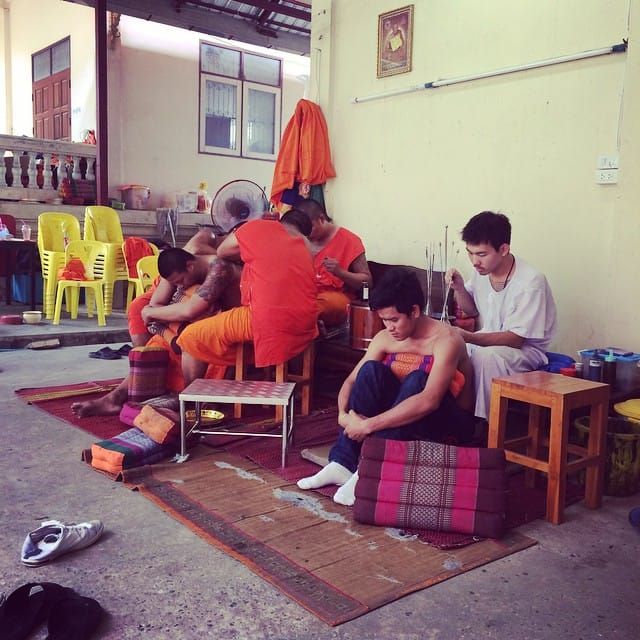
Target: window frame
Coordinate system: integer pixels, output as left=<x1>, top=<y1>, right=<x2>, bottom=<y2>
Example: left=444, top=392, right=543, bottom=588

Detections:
left=198, top=41, right=282, bottom=161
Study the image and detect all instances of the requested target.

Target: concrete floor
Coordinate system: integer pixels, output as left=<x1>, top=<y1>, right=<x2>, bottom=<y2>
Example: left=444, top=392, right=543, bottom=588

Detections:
left=0, top=306, right=639, bottom=639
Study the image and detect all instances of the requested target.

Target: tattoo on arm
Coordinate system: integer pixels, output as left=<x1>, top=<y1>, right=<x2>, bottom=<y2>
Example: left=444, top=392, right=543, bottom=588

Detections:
left=196, top=259, right=232, bottom=304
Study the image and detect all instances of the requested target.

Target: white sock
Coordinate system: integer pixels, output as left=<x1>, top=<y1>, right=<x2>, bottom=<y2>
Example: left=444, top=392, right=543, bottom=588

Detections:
left=333, top=471, right=359, bottom=506
left=297, top=461, right=353, bottom=490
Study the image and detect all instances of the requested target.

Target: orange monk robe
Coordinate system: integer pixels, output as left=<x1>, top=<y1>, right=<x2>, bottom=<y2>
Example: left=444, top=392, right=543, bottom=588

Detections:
left=315, top=227, right=365, bottom=326
left=237, top=220, right=318, bottom=366
left=177, top=220, right=318, bottom=368
left=270, top=99, right=336, bottom=208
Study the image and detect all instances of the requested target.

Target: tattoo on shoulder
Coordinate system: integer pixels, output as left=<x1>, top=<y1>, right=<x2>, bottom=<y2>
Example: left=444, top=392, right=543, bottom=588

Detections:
left=197, top=259, right=231, bottom=303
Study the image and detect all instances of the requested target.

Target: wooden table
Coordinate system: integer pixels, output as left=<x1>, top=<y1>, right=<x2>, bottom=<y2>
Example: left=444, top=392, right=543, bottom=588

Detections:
left=488, top=371, right=609, bottom=524
left=0, top=238, right=39, bottom=310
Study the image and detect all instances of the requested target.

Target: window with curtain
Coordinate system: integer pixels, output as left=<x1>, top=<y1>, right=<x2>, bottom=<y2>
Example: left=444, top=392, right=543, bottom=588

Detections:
left=199, top=42, right=282, bottom=160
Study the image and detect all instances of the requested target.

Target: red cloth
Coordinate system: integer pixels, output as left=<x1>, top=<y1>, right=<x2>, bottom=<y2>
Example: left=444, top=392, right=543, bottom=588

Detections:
left=57, top=258, right=88, bottom=280
left=123, top=237, right=155, bottom=277
left=314, top=227, right=365, bottom=293
left=236, top=220, right=318, bottom=366
left=270, top=99, right=336, bottom=208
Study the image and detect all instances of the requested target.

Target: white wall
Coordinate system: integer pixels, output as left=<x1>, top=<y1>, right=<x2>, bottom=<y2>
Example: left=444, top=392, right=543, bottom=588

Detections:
left=5, top=0, right=96, bottom=140
left=312, top=0, right=640, bottom=356
left=109, top=16, right=308, bottom=207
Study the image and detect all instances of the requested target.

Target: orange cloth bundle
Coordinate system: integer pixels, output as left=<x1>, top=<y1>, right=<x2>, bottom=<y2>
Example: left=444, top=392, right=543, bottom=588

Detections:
left=133, top=405, right=179, bottom=445
left=123, top=236, right=155, bottom=277
left=57, top=258, right=88, bottom=281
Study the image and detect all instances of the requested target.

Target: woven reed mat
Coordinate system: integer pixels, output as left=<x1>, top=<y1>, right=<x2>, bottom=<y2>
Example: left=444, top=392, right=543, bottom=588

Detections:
left=121, top=444, right=536, bottom=626
left=15, top=379, right=125, bottom=439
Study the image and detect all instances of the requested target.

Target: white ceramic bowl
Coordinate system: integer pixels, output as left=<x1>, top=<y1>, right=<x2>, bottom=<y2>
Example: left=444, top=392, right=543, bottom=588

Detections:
left=22, top=311, right=42, bottom=324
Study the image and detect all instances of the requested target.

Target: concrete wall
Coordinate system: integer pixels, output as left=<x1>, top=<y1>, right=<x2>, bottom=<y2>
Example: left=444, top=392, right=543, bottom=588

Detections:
left=312, top=0, right=640, bottom=356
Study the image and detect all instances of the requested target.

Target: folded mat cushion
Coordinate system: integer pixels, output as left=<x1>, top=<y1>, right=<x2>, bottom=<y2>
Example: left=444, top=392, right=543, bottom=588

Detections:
left=90, top=427, right=174, bottom=475
left=133, top=405, right=180, bottom=445
left=128, top=346, right=169, bottom=403
left=353, top=438, right=507, bottom=539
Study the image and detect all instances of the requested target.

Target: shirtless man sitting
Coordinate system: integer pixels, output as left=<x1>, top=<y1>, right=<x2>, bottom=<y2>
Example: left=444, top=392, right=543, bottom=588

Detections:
left=294, top=199, right=372, bottom=327
left=71, top=247, right=240, bottom=417
left=297, top=267, right=475, bottom=506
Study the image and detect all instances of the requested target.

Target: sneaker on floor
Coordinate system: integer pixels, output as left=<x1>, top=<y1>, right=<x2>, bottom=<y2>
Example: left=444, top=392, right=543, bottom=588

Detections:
left=21, top=520, right=104, bottom=567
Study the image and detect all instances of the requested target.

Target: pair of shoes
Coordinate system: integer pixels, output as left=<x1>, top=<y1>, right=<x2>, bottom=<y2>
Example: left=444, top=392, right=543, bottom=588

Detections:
left=88, top=344, right=132, bottom=360
left=0, top=582, right=103, bottom=640
left=21, top=520, right=104, bottom=567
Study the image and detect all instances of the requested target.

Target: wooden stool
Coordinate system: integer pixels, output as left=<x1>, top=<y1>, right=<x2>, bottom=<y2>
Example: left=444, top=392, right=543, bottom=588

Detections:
left=487, top=371, right=609, bottom=524
left=234, top=341, right=315, bottom=421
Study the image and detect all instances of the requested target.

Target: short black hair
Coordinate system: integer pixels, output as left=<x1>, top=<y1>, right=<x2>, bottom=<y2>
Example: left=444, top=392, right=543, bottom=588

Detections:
left=461, top=211, right=511, bottom=251
left=280, top=209, right=312, bottom=237
left=369, top=267, right=424, bottom=315
left=157, top=247, right=195, bottom=278
left=293, top=198, right=332, bottom=223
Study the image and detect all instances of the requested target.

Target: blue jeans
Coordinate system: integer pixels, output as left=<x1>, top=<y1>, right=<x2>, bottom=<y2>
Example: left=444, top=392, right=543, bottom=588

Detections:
left=329, top=360, right=474, bottom=472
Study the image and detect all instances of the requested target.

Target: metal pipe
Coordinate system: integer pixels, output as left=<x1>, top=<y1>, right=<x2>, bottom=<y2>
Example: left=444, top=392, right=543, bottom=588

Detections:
left=352, top=41, right=627, bottom=104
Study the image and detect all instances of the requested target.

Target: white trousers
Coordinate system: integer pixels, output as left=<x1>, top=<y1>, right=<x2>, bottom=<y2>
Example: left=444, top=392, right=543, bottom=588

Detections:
left=467, top=344, right=547, bottom=419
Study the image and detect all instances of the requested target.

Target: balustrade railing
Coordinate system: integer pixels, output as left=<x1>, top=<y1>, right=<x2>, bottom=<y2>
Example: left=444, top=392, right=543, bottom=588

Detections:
left=0, top=134, right=97, bottom=203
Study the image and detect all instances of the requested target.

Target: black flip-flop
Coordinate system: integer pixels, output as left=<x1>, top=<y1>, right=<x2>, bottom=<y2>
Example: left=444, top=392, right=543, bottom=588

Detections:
left=46, top=595, right=103, bottom=640
left=115, top=344, right=133, bottom=356
left=88, top=347, right=120, bottom=360
left=0, top=582, right=74, bottom=640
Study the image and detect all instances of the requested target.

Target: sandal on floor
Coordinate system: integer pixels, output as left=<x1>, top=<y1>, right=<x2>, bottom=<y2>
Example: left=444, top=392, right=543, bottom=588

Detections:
left=21, top=520, right=104, bottom=567
left=0, top=582, right=75, bottom=640
left=88, top=347, right=120, bottom=360
left=46, top=595, right=103, bottom=640
left=115, top=343, right=132, bottom=356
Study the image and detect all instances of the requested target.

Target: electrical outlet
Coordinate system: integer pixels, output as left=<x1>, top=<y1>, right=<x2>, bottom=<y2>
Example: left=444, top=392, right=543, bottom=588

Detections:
left=595, top=169, right=619, bottom=184
left=597, top=154, right=619, bottom=169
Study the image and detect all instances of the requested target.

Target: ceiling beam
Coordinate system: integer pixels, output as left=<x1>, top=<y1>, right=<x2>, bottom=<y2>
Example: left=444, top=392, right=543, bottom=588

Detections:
left=188, top=0, right=311, bottom=23
left=64, top=0, right=310, bottom=55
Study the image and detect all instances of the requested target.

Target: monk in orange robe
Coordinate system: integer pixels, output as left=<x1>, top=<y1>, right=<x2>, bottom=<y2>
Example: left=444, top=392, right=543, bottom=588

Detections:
left=178, top=212, right=318, bottom=384
left=294, top=198, right=372, bottom=327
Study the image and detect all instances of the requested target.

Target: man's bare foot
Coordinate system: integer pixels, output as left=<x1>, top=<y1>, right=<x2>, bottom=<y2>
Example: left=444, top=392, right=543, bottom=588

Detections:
left=71, top=395, right=123, bottom=418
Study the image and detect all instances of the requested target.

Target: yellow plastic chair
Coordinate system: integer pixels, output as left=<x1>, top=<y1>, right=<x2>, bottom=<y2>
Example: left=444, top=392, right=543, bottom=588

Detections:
left=53, top=240, right=109, bottom=326
left=122, top=238, right=159, bottom=308
left=84, top=205, right=128, bottom=315
left=37, top=212, right=81, bottom=319
left=134, top=254, right=160, bottom=298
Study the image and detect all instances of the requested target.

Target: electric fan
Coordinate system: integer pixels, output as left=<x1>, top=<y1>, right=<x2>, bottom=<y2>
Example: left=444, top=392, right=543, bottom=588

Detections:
left=210, top=179, right=269, bottom=234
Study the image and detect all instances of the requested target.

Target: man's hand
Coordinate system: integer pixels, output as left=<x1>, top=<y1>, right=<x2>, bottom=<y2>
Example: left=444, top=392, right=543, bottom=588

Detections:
left=141, top=305, right=153, bottom=324
left=322, top=256, right=341, bottom=275
left=446, top=268, right=465, bottom=292
left=453, top=326, right=473, bottom=342
left=342, top=410, right=371, bottom=442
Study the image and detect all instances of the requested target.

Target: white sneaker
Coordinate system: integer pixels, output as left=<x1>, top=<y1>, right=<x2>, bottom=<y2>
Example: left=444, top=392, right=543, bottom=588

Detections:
left=21, top=519, right=104, bottom=566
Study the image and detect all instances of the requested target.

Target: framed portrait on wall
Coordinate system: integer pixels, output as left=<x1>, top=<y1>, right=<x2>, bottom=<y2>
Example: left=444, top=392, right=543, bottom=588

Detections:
left=377, top=5, right=414, bottom=78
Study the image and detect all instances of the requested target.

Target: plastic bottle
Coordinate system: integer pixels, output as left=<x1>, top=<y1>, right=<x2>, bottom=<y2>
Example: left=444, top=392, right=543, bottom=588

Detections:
left=603, top=350, right=617, bottom=387
left=362, top=281, right=369, bottom=302
left=587, top=357, right=603, bottom=382
left=574, top=362, right=584, bottom=378
left=0, top=217, right=6, bottom=240
left=196, top=181, right=209, bottom=213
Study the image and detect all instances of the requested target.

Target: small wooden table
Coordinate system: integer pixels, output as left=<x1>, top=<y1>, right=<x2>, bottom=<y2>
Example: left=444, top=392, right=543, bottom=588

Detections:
left=488, top=371, right=609, bottom=524
left=177, top=378, right=296, bottom=467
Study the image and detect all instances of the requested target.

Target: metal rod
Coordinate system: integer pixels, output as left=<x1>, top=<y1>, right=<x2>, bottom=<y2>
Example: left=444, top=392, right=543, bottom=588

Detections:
left=352, top=42, right=627, bottom=104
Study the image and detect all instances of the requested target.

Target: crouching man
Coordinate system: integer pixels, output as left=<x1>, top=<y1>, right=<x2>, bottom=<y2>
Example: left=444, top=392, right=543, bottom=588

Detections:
left=297, top=267, right=476, bottom=506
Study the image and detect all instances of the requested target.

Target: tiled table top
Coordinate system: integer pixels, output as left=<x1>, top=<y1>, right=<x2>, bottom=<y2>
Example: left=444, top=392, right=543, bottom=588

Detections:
left=179, top=378, right=295, bottom=405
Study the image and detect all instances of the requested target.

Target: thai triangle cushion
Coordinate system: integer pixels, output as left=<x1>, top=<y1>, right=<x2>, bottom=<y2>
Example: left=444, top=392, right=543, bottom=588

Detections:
left=353, top=438, right=507, bottom=539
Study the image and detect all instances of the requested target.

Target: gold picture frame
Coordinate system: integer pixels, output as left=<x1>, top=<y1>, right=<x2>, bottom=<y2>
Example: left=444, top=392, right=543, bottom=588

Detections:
left=377, top=5, right=414, bottom=78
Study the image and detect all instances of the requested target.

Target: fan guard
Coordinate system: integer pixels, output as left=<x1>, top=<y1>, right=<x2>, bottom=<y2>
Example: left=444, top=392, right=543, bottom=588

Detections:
left=210, top=179, right=269, bottom=234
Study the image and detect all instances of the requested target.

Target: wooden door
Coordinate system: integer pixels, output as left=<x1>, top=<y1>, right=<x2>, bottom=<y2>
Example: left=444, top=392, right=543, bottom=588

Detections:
left=33, top=69, right=71, bottom=140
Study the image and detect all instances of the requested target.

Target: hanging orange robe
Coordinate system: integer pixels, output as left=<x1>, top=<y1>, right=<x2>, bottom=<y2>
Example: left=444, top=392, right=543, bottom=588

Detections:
left=314, top=227, right=366, bottom=326
left=178, top=220, right=318, bottom=368
left=270, top=99, right=336, bottom=208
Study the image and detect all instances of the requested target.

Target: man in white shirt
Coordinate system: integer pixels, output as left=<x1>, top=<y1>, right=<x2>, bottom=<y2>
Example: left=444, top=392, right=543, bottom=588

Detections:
left=447, top=211, right=557, bottom=420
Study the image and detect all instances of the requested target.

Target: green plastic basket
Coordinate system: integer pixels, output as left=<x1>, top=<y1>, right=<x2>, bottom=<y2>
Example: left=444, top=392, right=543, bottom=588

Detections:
left=573, top=416, right=640, bottom=497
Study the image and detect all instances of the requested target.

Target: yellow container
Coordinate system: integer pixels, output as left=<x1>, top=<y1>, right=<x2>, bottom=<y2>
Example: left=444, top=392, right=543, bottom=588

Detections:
left=614, top=399, right=640, bottom=423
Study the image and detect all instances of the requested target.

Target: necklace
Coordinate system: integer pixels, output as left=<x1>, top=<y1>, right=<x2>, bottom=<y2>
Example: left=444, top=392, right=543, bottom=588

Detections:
left=491, top=255, right=515, bottom=291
